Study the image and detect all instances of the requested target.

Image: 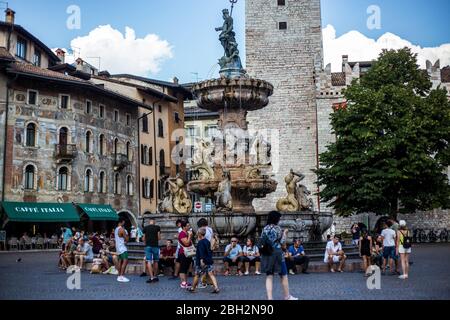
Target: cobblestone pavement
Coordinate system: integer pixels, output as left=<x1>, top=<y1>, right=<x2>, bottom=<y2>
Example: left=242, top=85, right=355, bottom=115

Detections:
left=0, top=244, right=449, bottom=300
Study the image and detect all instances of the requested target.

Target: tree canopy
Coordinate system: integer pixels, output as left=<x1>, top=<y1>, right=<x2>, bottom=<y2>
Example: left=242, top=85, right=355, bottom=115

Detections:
left=316, top=48, right=450, bottom=218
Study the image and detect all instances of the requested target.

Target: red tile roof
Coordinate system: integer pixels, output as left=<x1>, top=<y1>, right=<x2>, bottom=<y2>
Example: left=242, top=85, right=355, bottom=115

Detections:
left=8, top=61, right=86, bottom=83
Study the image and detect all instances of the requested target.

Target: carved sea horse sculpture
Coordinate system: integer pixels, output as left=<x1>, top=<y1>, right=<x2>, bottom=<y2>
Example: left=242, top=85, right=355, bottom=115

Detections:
left=215, top=171, right=233, bottom=212
left=276, top=169, right=313, bottom=212
left=191, top=139, right=215, bottom=180
left=159, top=176, right=192, bottom=215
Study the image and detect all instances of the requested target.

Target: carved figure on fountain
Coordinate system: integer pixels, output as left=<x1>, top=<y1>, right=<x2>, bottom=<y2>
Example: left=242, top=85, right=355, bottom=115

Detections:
left=276, top=169, right=313, bottom=212
left=215, top=171, right=233, bottom=212
left=159, top=176, right=192, bottom=215
left=191, top=138, right=215, bottom=181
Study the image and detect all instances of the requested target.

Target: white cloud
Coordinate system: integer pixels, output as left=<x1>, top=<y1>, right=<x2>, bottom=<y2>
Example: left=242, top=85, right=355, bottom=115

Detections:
left=55, top=25, right=173, bottom=76
left=323, top=24, right=450, bottom=71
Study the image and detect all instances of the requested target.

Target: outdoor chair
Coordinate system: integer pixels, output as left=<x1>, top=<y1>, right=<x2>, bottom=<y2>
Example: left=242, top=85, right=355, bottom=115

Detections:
left=36, top=237, right=45, bottom=249
left=49, top=238, right=58, bottom=249
left=8, top=237, right=19, bottom=250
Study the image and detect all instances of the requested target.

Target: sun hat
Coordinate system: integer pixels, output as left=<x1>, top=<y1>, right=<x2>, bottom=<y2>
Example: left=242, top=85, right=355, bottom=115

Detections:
left=399, top=220, right=407, bottom=227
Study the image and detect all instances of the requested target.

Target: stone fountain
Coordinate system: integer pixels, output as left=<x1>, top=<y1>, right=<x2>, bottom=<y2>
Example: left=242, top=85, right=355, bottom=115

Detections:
left=149, top=1, right=332, bottom=243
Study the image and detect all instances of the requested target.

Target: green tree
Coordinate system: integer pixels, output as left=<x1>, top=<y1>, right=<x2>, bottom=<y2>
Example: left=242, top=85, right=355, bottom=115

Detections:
left=316, top=48, right=450, bottom=219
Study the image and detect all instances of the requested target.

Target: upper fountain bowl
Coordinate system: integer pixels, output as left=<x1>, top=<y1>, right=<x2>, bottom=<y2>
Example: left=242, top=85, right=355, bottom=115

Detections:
left=192, top=77, right=274, bottom=112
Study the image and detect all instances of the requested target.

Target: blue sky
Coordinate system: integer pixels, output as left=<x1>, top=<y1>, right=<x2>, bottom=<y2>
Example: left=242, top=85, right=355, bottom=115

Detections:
left=5, top=0, right=450, bottom=83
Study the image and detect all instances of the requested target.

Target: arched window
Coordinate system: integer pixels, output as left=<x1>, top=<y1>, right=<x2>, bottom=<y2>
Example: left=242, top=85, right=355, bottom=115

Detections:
left=113, top=138, right=119, bottom=156
left=99, top=134, right=105, bottom=156
left=26, top=123, right=36, bottom=147
left=84, top=169, right=92, bottom=193
left=150, top=179, right=154, bottom=198
left=24, top=165, right=35, bottom=190
left=99, top=171, right=106, bottom=193
left=114, top=173, right=120, bottom=195
left=149, top=147, right=153, bottom=166
left=142, top=115, right=148, bottom=133
left=158, top=119, right=164, bottom=137
left=126, top=175, right=133, bottom=196
left=58, top=167, right=68, bottom=191
left=159, top=149, right=165, bottom=176
left=85, top=131, right=92, bottom=153
left=126, top=141, right=131, bottom=161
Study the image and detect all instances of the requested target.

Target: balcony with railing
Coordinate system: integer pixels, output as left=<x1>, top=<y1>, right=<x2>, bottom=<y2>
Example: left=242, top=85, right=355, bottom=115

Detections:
left=114, top=153, right=130, bottom=171
left=55, top=144, right=77, bottom=163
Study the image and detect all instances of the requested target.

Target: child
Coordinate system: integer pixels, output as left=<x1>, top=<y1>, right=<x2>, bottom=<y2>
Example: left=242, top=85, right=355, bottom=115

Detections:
left=188, top=227, right=220, bottom=294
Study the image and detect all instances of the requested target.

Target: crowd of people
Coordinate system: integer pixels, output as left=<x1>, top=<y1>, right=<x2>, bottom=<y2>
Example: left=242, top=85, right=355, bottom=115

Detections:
left=55, top=213, right=413, bottom=299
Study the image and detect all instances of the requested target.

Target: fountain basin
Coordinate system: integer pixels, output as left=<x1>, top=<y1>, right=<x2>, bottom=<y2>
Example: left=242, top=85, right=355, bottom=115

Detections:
left=189, top=212, right=257, bottom=238
left=193, top=77, right=274, bottom=112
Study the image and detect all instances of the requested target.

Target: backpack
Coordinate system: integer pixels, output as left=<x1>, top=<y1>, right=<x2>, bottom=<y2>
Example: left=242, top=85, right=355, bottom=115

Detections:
left=210, top=233, right=220, bottom=251
left=401, top=231, right=412, bottom=249
left=258, top=232, right=274, bottom=256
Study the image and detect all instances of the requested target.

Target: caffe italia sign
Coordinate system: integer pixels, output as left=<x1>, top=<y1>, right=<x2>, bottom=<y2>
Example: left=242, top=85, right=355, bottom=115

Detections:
left=1, top=202, right=80, bottom=222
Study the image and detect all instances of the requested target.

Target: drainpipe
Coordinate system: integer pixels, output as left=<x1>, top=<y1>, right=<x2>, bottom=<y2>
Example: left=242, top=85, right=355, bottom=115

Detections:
left=152, top=98, right=163, bottom=213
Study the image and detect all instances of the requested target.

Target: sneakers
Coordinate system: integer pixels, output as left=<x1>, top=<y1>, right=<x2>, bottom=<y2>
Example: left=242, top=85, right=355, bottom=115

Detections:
left=255, top=271, right=261, bottom=275
left=117, top=276, right=130, bottom=283
left=197, top=283, right=208, bottom=289
left=103, top=267, right=112, bottom=275
left=289, top=270, right=295, bottom=275
left=139, top=272, right=147, bottom=277
left=244, top=271, right=250, bottom=276
left=146, top=277, right=159, bottom=283
left=180, top=282, right=192, bottom=289
left=286, top=295, right=298, bottom=300
left=399, top=275, right=408, bottom=280
left=110, top=267, right=119, bottom=275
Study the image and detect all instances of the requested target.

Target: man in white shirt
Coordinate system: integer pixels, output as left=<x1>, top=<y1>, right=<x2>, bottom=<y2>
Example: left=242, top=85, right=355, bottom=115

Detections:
left=381, top=222, right=397, bottom=275
left=324, top=236, right=347, bottom=272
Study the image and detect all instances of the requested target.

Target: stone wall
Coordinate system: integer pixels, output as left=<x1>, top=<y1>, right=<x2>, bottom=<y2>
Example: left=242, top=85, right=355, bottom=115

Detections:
left=246, top=0, right=323, bottom=211
left=331, top=210, right=450, bottom=234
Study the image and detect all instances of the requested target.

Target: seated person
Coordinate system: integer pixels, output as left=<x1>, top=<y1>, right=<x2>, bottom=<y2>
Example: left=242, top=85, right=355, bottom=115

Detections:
left=74, top=237, right=94, bottom=269
left=60, top=238, right=77, bottom=270
left=223, top=237, right=243, bottom=276
left=288, top=239, right=310, bottom=274
left=91, top=233, right=103, bottom=255
left=158, top=239, right=176, bottom=276
left=242, top=238, right=261, bottom=275
left=324, top=236, right=347, bottom=272
left=100, top=240, right=119, bottom=273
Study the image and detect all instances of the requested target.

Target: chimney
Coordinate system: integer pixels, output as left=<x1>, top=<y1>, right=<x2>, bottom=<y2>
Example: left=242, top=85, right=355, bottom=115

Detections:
left=55, top=48, right=66, bottom=64
left=5, top=8, right=15, bottom=24
left=173, top=77, right=179, bottom=84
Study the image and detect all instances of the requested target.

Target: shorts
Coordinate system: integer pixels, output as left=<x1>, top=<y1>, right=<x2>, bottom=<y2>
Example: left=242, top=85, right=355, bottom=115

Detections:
left=178, top=254, right=193, bottom=274
left=118, top=252, right=129, bottom=260
left=223, top=257, right=241, bottom=266
left=398, top=245, right=411, bottom=254
left=327, top=255, right=341, bottom=263
left=195, top=264, right=214, bottom=275
left=242, top=256, right=261, bottom=264
left=383, top=246, right=396, bottom=259
left=145, top=246, right=160, bottom=262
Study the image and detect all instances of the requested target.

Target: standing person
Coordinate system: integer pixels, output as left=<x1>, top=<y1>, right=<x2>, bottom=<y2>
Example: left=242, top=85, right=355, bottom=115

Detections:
left=61, top=227, right=72, bottom=251
left=351, top=223, right=360, bottom=246
left=187, top=228, right=220, bottom=294
left=260, top=211, right=298, bottom=300
left=130, top=226, right=137, bottom=243
left=397, top=220, right=412, bottom=279
left=169, top=219, right=184, bottom=280
left=197, top=218, right=215, bottom=288
left=143, top=218, right=161, bottom=283
left=388, top=219, right=401, bottom=274
left=381, top=222, right=397, bottom=275
left=114, top=218, right=130, bottom=283
left=178, top=220, right=194, bottom=289
left=242, top=238, right=261, bottom=275
left=288, top=239, right=310, bottom=274
left=359, top=229, right=372, bottom=276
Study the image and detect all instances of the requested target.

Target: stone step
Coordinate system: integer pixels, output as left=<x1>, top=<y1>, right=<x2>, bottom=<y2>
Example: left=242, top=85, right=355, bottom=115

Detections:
left=85, top=259, right=364, bottom=275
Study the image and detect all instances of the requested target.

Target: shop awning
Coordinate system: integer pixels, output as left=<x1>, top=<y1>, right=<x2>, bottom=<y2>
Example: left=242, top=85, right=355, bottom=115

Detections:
left=1, top=202, right=80, bottom=222
left=77, top=204, right=118, bottom=221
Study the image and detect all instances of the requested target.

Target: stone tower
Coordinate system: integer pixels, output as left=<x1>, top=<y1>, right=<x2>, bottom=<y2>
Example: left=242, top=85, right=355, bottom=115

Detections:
left=246, top=0, right=324, bottom=211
